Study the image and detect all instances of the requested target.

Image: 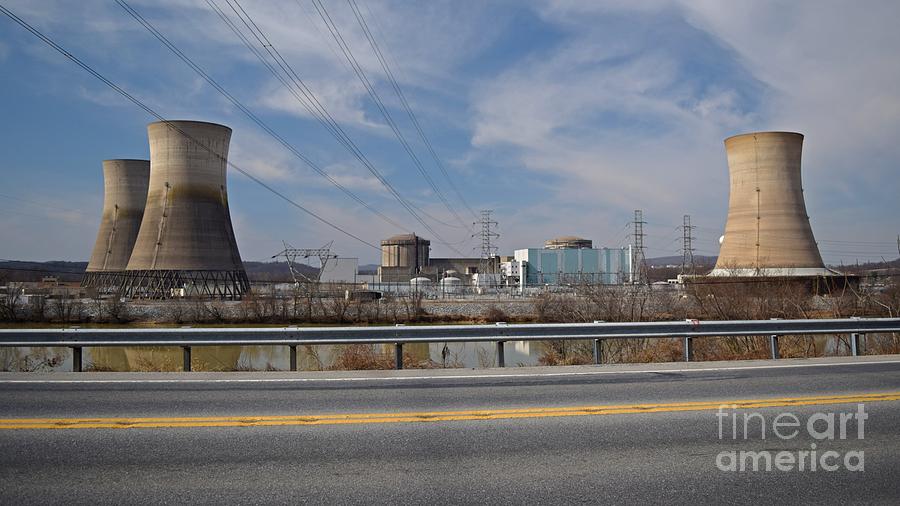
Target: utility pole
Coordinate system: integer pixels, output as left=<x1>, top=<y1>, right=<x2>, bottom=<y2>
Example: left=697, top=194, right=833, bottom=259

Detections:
left=632, top=209, right=647, bottom=284
left=473, top=210, right=499, bottom=285
left=681, top=214, right=695, bottom=275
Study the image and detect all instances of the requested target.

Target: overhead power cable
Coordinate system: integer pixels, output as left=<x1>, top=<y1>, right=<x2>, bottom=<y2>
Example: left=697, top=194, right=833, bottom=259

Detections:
left=306, top=0, right=472, bottom=249
left=115, top=0, right=406, bottom=234
left=219, top=0, right=468, bottom=254
left=308, top=0, right=466, bottom=230
left=0, top=3, right=379, bottom=250
left=346, top=0, right=478, bottom=222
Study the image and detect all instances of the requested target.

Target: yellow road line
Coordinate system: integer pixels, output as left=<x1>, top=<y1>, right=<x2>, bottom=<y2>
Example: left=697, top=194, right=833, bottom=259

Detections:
left=1, top=391, right=897, bottom=430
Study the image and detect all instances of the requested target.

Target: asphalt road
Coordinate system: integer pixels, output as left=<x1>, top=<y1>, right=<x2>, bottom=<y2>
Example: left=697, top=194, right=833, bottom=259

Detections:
left=1, top=356, right=899, bottom=504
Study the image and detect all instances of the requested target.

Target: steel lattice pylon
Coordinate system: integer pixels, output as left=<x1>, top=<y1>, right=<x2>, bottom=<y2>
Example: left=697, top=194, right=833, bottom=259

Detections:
left=272, top=241, right=338, bottom=285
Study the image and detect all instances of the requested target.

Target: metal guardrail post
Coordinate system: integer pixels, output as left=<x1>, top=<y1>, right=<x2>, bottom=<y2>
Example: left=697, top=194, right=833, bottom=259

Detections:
left=395, top=343, right=403, bottom=370
left=593, top=339, right=602, bottom=365
left=497, top=341, right=505, bottom=368
left=770, top=335, right=780, bottom=360
left=851, top=333, right=864, bottom=357
left=289, top=345, right=298, bottom=372
left=683, top=337, right=694, bottom=362
left=71, top=347, right=82, bottom=372
left=182, top=346, right=191, bottom=372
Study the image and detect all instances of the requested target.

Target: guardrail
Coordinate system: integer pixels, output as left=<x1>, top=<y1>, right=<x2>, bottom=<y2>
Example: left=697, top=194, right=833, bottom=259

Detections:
left=1, top=318, right=899, bottom=372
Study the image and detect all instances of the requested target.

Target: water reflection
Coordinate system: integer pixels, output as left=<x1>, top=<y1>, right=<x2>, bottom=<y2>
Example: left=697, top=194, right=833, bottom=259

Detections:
left=0, top=340, right=563, bottom=371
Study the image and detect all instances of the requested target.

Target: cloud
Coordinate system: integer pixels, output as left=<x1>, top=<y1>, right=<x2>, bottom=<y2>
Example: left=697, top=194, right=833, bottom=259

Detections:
left=470, top=4, right=756, bottom=235
left=2, top=0, right=898, bottom=264
left=468, top=0, right=900, bottom=262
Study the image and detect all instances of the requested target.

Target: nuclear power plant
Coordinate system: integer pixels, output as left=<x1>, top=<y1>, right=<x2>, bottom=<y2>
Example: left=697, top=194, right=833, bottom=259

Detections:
left=81, top=159, right=150, bottom=290
left=709, top=131, right=835, bottom=278
left=81, top=120, right=249, bottom=299
left=72, top=123, right=861, bottom=300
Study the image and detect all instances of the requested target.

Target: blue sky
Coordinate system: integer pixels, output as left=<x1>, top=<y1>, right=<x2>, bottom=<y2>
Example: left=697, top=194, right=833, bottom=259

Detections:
left=1, top=0, right=898, bottom=266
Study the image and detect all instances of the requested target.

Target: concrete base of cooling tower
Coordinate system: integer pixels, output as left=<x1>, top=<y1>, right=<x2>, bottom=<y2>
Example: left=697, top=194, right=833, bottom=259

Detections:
left=681, top=270, right=859, bottom=295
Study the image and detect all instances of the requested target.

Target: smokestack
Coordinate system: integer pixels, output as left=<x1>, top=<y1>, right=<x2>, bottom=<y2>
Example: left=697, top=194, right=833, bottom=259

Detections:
left=711, top=131, right=828, bottom=276
left=81, top=159, right=150, bottom=290
left=122, top=120, right=249, bottom=298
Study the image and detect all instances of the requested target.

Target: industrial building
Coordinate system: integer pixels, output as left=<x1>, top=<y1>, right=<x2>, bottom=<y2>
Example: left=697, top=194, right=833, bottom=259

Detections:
left=369, top=234, right=500, bottom=290
left=428, top=257, right=500, bottom=280
left=378, top=233, right=430, bottom=282
left=709, top=131, right=839, bottom=278
left=81, top=159, right=150, bottom=291
left=115, top=120, right=250, bottom=299
left=506, top=237, right=632, bottom=290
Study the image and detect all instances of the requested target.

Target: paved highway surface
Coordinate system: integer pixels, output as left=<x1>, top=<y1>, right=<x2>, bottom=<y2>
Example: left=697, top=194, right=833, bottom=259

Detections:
left=1, top=356, right=899, bottom=504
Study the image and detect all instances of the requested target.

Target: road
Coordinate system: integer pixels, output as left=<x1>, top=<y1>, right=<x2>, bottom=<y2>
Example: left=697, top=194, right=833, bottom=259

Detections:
left=1, top=356, right=899, bottom=504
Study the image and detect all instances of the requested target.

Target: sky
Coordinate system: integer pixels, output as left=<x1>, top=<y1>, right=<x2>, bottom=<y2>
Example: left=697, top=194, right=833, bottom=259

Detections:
left=1, top=0, right=898, bottom=266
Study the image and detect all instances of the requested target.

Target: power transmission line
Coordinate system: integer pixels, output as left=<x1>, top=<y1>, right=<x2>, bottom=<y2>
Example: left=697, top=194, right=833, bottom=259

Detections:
left=116, top=0, right=406, bottom=233
left=307, top=0, right=470, bottom=250
left=473, top=210, right=499, bottom=278
left=346, top=0, right=478, bottom=222
left=0, top=3, right=379, bottom=251
left=680, top=214, right=695, bottom=275
left=208, top=0, right=466, bottom=255
left=310, top=0, right=464, bottom=228
left=631, top=209, right=647, bottom=284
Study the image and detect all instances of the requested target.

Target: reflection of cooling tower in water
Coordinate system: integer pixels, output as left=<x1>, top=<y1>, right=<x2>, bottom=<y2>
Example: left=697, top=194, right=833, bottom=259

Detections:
left=81, top=160, right=150, bottom=290
left=122, top=120, right=249, bottom=298
left=710, top=132, right=829, bottom=276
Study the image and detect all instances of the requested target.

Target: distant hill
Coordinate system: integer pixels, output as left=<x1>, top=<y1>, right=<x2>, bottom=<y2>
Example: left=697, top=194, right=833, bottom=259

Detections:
left=358, top=264, right=378, bottom=274
left=0, top=260, right=317, bottom=283
left=242, top=261, right=317, bottom=282
left=0, top=260, right=87, bottom=283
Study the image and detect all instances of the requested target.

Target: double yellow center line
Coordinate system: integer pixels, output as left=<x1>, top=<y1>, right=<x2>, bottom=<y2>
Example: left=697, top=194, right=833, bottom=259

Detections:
left=2, top=392, right=898, bottom=430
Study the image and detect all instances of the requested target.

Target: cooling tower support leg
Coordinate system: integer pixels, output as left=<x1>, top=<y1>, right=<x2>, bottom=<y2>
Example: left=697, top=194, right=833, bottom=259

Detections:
left=395, top=343, right=403, bottom=370
left=770, top=335, right=780, bottom=359
left=851, top=333, right=864, bottom=357
left=289, top=345, right=298, bottom=371
left=683, top=337, right=694, bottom=362
left=593, top=339, right=603, bottom=365
left=182, top=346, right=192, bottom=372
left=71, top=347, right=82, bottom=372
left=497, top=341, right=505, bottom=368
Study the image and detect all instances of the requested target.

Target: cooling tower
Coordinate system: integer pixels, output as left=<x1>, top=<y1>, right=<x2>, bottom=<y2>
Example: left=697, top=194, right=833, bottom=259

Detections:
left=122, top=120, right=249, bottom=298
left=81, top=159, right=150, bottom=290
left=710, top=131, right=829, bottom=276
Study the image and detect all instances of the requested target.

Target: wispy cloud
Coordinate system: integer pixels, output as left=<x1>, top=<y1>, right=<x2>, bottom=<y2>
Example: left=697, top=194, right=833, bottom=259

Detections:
left=1, top=0, right=898, bottom=264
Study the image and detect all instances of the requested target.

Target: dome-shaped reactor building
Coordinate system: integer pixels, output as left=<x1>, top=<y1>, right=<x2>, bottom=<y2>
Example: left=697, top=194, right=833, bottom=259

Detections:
left=121, top=120, right=249, bottom=298
left=81, top=159, right=150, bottom=291
left=710, top=131, right=832, bottom=277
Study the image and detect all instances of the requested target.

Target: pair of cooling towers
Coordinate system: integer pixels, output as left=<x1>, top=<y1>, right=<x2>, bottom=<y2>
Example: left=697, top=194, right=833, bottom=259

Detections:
left=81, top=120, right=250, bottom=299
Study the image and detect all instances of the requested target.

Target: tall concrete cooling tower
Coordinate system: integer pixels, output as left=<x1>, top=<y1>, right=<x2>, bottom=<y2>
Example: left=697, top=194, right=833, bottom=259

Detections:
left=81, top=159, right=150, bottom=290
left=122, top=120, right=250, bottom=299
left=710, top=131, right=829, bottom=276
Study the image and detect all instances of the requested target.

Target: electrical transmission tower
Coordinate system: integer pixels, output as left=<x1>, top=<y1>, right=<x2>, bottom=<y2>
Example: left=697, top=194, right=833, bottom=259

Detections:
left=473, top=210, right=500, bottom=279
left=681, top=214, right=695, bottom=275
left=631, top=209, right=647, bottom=284
left=272, top=240, right=338, bottom=285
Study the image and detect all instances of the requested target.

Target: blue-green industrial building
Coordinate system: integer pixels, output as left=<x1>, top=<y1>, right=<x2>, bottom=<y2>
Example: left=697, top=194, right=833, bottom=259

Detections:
left=511, top=245, right=632, bottom=287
